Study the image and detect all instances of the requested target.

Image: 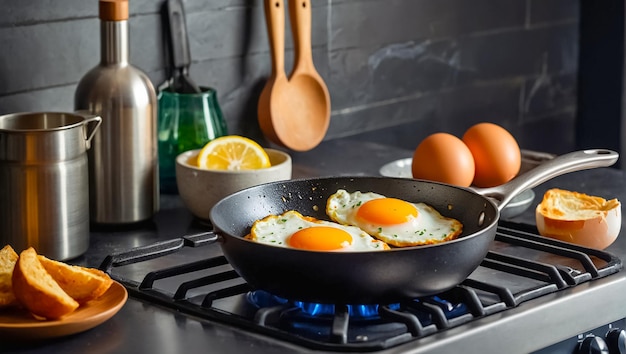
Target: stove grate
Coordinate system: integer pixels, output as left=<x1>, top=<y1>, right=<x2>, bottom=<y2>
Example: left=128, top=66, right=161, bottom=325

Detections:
left=99, top=221, right=622, bottom=352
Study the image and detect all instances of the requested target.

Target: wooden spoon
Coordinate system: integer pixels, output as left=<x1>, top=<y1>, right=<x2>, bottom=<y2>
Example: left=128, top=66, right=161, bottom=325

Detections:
left=258, top=0, right=331, bottom=151
left=257, top=0, right=288, bottom=145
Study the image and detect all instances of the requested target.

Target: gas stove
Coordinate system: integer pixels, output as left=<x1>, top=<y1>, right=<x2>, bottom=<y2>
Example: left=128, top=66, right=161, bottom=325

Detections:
left=100, top=220, right=624, bottom=353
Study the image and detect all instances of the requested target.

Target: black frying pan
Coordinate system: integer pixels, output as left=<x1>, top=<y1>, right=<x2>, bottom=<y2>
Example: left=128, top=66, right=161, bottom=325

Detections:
left=209, top=149, right=618, bottom=304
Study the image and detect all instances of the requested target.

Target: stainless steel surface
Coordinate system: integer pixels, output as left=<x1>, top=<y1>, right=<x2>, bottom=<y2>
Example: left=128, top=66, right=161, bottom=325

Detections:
left=74, top=9, right=159, bottom=224
left=395, top=274, right=626, bottom=354
left=0, top=112, right=101, bottom=260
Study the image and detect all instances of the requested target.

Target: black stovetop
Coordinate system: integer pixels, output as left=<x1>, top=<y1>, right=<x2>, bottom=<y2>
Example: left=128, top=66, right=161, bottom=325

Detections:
left=100, top=220, right=622, bottom=352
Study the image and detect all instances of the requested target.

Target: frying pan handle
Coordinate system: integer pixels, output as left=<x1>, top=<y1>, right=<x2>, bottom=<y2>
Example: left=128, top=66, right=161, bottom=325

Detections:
left=264, top=0, right=286, bottom=77
left=471, top=149, right=619, bottom=211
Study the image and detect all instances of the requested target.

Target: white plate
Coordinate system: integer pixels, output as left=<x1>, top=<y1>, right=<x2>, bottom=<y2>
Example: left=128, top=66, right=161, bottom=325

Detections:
left=379, top=158, right=413, bottom=178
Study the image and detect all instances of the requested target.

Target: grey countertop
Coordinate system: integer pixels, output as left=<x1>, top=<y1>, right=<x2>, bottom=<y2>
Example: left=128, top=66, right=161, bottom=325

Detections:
left=4, top=139, right=626, bottom=354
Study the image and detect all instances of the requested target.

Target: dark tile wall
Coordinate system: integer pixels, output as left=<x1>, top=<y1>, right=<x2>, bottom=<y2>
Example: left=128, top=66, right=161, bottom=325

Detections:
left=0, top=0, right=579, bottom=154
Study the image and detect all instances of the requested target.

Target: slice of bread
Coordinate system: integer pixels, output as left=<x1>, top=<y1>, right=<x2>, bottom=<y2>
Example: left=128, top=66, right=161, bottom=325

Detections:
left=0, top=245, right=19, bottom=307
left=37, top=255, right=113, bottom=304
left=536, top=188, right=622, bottom=249
left=83, top=267, right=114, bottom=300
left=11, top=247, right=79, bottom=319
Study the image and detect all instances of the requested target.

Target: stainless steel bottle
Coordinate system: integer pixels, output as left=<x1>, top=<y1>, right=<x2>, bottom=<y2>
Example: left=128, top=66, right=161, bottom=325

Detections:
left=75, top=0, right=159, bottom=224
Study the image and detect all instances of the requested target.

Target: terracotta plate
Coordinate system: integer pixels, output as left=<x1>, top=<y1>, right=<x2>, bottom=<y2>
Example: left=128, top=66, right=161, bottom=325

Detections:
left=0, top=280, right=128, bottom=340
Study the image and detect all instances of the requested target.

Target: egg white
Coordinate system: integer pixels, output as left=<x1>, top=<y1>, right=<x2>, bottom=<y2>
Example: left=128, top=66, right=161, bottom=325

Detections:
left=326, top=189, right=463, bottom=247
left=247, top=210, right=390, bottom=252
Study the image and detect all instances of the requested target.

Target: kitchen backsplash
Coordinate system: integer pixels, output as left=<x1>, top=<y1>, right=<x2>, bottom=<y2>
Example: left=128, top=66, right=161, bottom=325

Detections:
left=0, top=0, right=578, bottom=154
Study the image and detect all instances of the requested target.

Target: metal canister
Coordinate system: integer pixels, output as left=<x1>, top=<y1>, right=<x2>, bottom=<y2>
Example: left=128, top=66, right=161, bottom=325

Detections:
left=0, top=112, right=101, bottom=260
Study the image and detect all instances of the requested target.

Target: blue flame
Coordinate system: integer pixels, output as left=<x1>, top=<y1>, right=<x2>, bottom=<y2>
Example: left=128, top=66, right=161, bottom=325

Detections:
left=427, top=296, right=468, bottom=319
left=247, top=291, right=400, bottom=318
left=246, top=291, right=468, bottom=320
left=292, top=301, right=400, bottom=318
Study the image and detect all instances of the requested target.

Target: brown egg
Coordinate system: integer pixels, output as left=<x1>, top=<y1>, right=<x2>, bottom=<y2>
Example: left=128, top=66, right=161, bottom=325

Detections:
left=462, top=123, right=521, bottom=187
left=412, top=132, right=475, bottom=187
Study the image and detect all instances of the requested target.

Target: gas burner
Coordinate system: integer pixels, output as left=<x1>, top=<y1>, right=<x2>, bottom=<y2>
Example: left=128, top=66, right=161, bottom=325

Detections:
left=245, top=290, right=469, bottom=321
left=246, top=290, right=401, bottom=319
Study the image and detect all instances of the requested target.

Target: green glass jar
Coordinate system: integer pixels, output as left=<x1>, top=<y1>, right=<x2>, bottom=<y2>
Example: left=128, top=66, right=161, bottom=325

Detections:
left=157, top=86, right=228, bottom=193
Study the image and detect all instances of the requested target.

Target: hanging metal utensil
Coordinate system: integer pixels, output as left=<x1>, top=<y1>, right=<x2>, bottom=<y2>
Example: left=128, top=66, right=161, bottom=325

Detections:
left=165, top=0, right=201, bottom=94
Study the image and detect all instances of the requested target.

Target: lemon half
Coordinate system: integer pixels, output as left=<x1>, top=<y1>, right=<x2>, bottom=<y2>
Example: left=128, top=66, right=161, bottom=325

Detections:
left=196, top=135, right=271, bottom=170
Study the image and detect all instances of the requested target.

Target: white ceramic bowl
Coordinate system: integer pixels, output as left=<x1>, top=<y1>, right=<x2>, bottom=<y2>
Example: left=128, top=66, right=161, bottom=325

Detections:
left=176, top=148, right=292, bottom=220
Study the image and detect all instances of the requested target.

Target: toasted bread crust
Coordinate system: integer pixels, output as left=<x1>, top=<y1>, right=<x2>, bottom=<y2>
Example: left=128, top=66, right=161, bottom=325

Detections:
left=537, top=188, right=620, bottom=220
left=83, top=267, right=114, bottom=300
left=11, top=248, right=79, bottom=319
left=37, top=255, right=113, bottom=304
left=0, top=245, right=19, bottom=307
left=536, top=189, right=622, bottom=249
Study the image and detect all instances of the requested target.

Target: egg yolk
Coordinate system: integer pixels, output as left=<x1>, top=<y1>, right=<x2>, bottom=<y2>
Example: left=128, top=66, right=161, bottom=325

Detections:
left=356, top=198, right=418, bottom=225
left=288, top=226, right=352, bottom=251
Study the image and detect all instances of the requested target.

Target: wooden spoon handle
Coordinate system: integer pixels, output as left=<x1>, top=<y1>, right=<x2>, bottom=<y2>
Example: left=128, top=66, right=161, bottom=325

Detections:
left=288, top=0, right=314, bottom=75
left=264, top=0, right=286, bottom=77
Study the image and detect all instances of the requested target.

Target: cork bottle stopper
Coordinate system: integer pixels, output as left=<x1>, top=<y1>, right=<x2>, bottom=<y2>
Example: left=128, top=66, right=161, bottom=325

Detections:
left=99, top=0, right=129, bottom=21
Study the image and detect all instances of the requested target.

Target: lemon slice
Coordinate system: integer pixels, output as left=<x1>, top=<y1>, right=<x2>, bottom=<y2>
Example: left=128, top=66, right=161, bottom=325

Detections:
left=197, top=135, right=271, bottom=170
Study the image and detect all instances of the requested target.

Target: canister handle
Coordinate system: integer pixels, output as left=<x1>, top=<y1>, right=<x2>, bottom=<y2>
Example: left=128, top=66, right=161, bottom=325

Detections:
left=82, top=116, right=102, bottom=149
left=75, top=111, right=102, bottom=149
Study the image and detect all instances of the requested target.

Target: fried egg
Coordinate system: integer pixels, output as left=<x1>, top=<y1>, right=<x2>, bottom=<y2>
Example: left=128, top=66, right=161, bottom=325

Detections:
left=247, top=210, right=390, bottom=252
left=326, top=189, right=463, bottom=247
